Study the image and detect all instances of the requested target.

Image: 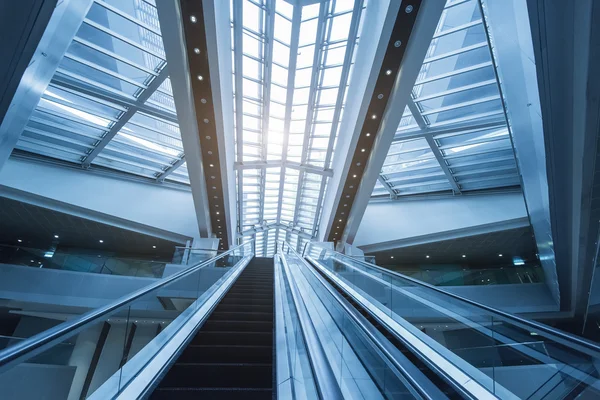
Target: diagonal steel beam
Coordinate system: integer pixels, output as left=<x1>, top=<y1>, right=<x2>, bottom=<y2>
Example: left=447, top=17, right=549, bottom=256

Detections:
left=82, top=66, right=169, bottom=167
left=377, top=175, right=398, bottom=199
left=0, top=0, right=94, bottom=172
left=156, top=155, right=185, bottom=182
left=276, top=3, right=301, bottom=225
left=232, top=0, right=244, bottom=235
left=407, top=97, right=461, bottom=193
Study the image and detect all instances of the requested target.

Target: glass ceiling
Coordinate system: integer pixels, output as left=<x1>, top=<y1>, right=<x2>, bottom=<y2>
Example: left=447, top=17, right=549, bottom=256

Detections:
left=14, top=0, right=189, bottom=185
left=233, top=0, right=365, bottom=256
left=373, top=0, right=520, bottom=198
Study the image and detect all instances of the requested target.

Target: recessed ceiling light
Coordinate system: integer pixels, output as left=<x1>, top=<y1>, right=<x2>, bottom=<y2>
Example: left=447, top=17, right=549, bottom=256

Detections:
left=17, top=239, right=22, bottom=243
left=426, top=255, right=430, bottom=258
left=385, top=70, right=392, bottom=75
left=216, top=212, right=220, bottom=215
left=462, top=254, right=466, bottom=258
left=209, top=164, right=214, bottom=167
left=99, top=240, right=104, bottom=243
left=353, top=174, right=357, bottom=178
left=361, top=148, right=365, bottom=152
left=339, top=219, right=342, bottom=222
left=153, top=245, right=157, bottom=249
left=194, top=48, right=200, bottom=54
left=371, top=114, right=377, bottom=119
left=498, top=254, right=503, bottom=257
left=54, top=235, right=59, bottom=239
left=197, top=75, right=203, bottom=81
left=30, top=260, right=34, bottom=263
left=366, top=133, right=371, bottom=137
left=190, top=15, right=197, bottom=23
left=391, top=256, right=394, bottom=259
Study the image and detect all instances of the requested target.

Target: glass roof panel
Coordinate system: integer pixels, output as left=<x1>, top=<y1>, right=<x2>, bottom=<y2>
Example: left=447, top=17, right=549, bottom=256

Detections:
left=16, top=0, right=186, bottom=185
left=373, top=0, right=520, bottom=198
left=233, top=0, right=364, bottom=256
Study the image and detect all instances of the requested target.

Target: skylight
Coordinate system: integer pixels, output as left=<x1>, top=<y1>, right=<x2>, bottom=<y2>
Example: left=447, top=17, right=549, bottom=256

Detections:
left=374, top=0, right=520, bottom=198
left=233, top=0, right=365, bottom=256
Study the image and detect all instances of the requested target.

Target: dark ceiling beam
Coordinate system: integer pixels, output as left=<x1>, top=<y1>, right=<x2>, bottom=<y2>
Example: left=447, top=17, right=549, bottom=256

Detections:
left=324, top=0, right=446, bottom=248
left=0, top=0, right=92, bottom=173
left=156, top=0, right=212, bottom=239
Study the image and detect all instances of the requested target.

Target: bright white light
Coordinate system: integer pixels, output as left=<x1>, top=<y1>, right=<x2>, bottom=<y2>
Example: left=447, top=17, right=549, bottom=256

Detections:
left=99, top=240, right=104, bottom=243
left=461, top=254, right=466, bottom=258
left=426, top=255, right=430, bottom=258
left=41, top=95, right=111, bottom=128
left=17, top=239, right=22, bottom=243
left=54, top=235, right=59, bottom=239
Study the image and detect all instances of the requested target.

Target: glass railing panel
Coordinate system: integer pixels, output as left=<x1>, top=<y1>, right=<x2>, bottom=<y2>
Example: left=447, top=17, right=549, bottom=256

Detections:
left=305, top=242, right=600, bottom=399
left=282, top=246, right=423, bottom=399
left=0, top=242, right=253, bottom=399
left=0, top=244, right=170, bottom=278
left=171, top=246, right=220, bottom=265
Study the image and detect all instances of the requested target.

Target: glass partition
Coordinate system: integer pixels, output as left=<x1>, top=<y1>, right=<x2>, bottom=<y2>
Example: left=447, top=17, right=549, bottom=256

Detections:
left=305, top=242, right=600, bottom=399
left=0, top=241, right=253, bottom=399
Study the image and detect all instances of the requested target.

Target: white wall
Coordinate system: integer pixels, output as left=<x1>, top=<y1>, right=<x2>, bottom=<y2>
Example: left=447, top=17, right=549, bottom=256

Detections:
left=354, top=193, right=529, bottom=251
left=0, top=158, right=199, bottom=241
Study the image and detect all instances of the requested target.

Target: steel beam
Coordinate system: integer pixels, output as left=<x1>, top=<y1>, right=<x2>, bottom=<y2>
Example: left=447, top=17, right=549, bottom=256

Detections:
left=377, top=175, right=398, bottom=199
left=232, top=0, right=244, bottom=235
left=156, top=155, right=185, bottom=182
left=0, top=0, right=94, bottom=172
left=82, top=67, right=169, bottom=167
left=338, top=0, right=446, bottom=246
left=156, top=0, right=211, bottom=237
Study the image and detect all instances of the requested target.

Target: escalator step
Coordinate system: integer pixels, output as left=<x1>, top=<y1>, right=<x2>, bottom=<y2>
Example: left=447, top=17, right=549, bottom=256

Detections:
left=215, top=304, right=272, bottom=313
left=158, top=363, right=272, bottom=388
left=202, top=320, right=273, bottom=332
left=177, top=345, right=272, bottom=364
left=192, top=331, right=272, bottom=346
left=209, top=311, right=273, bottom=322
left=151, top=388, right=272, bottom=400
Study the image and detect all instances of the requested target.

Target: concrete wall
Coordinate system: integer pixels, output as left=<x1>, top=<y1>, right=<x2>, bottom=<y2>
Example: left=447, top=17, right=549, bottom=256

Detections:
left=0, top=363, right=76, bottom=400
left=354, top=193, right=529, bottom=251
left=0, top=158, right=199, bottom=241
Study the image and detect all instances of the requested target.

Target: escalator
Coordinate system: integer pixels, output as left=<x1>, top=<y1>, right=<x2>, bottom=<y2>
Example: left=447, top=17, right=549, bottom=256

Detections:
left=151, top=257, right=274, bottom=399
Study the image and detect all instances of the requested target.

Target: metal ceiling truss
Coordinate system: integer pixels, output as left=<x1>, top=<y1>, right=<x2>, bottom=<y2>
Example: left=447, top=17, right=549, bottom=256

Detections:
left=232, top=0, right=245, bottom=236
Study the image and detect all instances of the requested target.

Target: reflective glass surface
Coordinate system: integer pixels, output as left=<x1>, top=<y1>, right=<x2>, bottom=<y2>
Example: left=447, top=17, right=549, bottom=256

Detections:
left=234, top=0, right=364, bottom=255
left=375, top=0, right=520, bottom=198
left=15, top=0, right=187, bottom=184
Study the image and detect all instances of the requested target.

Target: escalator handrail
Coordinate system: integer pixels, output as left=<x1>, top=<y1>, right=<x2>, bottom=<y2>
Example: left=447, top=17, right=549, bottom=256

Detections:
left=281, top=242, right=451, bottom=400
left=276, top=248, right=344, bottom=400
left=311, top=244, right=600, bottom=357
left=0, top=241, right=253, bottom=371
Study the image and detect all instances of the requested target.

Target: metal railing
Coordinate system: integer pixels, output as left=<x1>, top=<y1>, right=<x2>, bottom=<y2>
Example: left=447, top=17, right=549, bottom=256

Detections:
left=0, top=242, right=251, bottom=372
left=308, top=243, right=600, bottom=359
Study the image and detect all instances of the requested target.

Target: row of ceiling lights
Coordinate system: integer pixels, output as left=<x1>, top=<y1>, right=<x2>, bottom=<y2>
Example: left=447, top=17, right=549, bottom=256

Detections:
left=18, top=236, right=157, bottom=249
left=389, top=253, right=507, bottom=259
left=331, top=4, right=416, bottom=242
left=190, top=11, right=225, bottom=251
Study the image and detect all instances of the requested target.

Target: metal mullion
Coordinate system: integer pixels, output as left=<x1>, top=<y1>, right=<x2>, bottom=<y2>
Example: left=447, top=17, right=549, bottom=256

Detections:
left=415, top=62, right=493, bottom=86
left=294, top=1, right=329, bottom=229
left=458, top=173, right=520, bottom=185
left=392, top=178, right=451, bottom=190
left=432, top=19, right=482, bottom=39
left=40, top=94, right=120, bottom=124
left=377, top=176, right=397, bottom=199
left=110, top=135, right=182, bottom=157
left=420, top=94, right=501, bottom=117
left=443, top=145, right=514, bottom=161
left=94, top=0, right=162, bottom=36
left=95, top=152, right=164, bottom=172
left=28, top=117, right=104, bottom=140
left=382, top=155, right=437, bottom=168
left=438, top=135, right=509, bottom=151
left=121, top=120, right=182, bottom=143
left=452, top=165, right=517, bottom=178
left=156, top=155, right=186, bottom=182
left=413, top=79, right=496, bottom=103
left=50, top=75, right=178, bottom=124
left=82, top=19, right=165, bottom=60
left=22, top=127, right=94, bottom=149
left=104, top=142, right=175, bottom=166
left=276, top=3, right=302, bottom=225
left=18, top=136, right=88, bottom=156
left=56, top=68, right=136, bottom=100
left=63, top=53, right=148, bottom=89
left=82, top=67, right=169, bottom=166
left=72, top=37, right=158, bottom=76
left=386, top=170, right=447, bottom=185
left=386, top=145, right=432, bottom=157
left=427, top=110, right=505, bottom=128
left=46, top=82, right=126, bottom=112
left=408, top=98, right=461, bottom=193
left=243, top=75, right=263, bottom=85
left=423, top=41, right=488, bottom=64
left=34, top=108, right=112, bottom=131
left=393, top=114, right=506, bottom=141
